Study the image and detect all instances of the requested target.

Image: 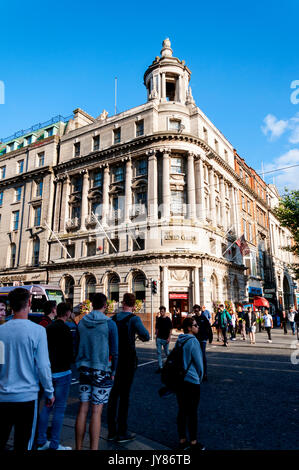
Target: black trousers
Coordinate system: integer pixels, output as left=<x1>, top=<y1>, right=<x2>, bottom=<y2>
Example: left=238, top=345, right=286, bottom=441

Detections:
left=107, top=361, right=136, bottom=436
left=221, top=327, right=228, bottom=344
left=265, top=327, right=272, bottom=340
left=176, top=381, right=200, bottom=442
left=0, top=400, right=37, bottom=451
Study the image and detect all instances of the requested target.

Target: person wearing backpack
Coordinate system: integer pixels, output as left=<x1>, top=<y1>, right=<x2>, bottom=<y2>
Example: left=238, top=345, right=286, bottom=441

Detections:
left=218, top=304, right=232, bottom=347
left=107, top=293, right=150, bottom=443
left=192, top=305, right=213, bottom=382
left=175, top=317, right=205, bottom=450
left=75, top=293, right=118, bottom=450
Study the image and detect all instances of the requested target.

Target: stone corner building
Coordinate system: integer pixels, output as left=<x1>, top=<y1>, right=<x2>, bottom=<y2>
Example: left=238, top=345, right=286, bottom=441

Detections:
left=0, top=39, right=297, bottom=320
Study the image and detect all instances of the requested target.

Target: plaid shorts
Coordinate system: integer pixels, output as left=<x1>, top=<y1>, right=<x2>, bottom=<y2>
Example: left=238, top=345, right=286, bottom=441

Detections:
left=78, top=367, right=113, bottom=405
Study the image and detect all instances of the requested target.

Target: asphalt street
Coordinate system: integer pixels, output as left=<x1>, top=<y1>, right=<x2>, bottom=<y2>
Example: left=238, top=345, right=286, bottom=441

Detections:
left=66, top=327, right=299, bottom=450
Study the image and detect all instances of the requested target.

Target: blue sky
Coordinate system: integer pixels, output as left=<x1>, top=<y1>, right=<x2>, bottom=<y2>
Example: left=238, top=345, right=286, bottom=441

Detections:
left=0, top=0, right=299, bottom=191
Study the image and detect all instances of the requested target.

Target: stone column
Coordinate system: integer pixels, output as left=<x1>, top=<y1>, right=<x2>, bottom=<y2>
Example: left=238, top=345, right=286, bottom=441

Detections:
left=220, top=176, right=226, bottom=229
left=209, top=167, right=217, bottom=226
left=63, top=176, right=71, bottom=232
left=177, top=75, right=182, bottom=102
left=195, top=156, right=205, bottom=222
left=147, top=149, right=158, bottom=221
left=161, top=73, right=166, bottom=100
left=53, top=177, right=62, bottom=232
left=125, top=159, right=132, bottom=222
left=80, top=170, right=89, bottom=230
left=229, top=183, right=236, bottom=234
left=193, top=266, right=200, bottom=305
left=234, top=187, right=240, bottom=236
left=102, top=165, right=110, bottom=226
left=161, top=149, right=171, bottom=220
left=162, top=266, right=169, bottom=312
left=187, top=152, right=196, bottom=219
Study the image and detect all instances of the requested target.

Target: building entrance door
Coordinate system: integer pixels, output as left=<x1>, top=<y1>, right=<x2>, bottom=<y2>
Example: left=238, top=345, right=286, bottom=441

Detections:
left=169, top=292, right=189, bottom=328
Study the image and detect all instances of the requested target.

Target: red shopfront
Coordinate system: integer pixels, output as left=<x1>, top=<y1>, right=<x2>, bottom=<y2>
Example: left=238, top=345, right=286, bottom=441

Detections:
left=169, top=292, right=189, bottom=328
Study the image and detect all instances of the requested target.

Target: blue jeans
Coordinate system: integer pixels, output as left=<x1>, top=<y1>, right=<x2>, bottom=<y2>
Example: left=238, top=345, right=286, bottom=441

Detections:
left=290, top=322, right=296, bottom=335
left=156, top=338, right=169, bottom=369
left=37, top=373, right=72, bottom=450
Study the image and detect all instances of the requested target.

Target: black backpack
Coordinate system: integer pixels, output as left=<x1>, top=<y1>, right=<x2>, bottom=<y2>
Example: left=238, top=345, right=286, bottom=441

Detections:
left=161, top=337, right=193, bottom=392
left=112, top=313, right=136, bottom=365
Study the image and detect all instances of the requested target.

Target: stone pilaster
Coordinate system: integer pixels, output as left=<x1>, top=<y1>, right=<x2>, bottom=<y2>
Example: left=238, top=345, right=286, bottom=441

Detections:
left=195, top=156, right=205, bottom=222
left=125, top=158, right=132, bottom=222
left=161, top=149, right=171, bottom=220
left=102, top=165, right=110, bottom=226
left=80, top=170, right=89, bottom=231
left=187, top=152, right=196, bottom=219
left=147, top=149, right=158, bottom=221
left=209, top=166, right=217, bottom=226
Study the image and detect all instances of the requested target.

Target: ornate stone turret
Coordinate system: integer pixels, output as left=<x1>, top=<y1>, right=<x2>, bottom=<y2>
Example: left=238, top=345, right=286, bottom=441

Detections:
left=144, top=38, right=194, bottom=106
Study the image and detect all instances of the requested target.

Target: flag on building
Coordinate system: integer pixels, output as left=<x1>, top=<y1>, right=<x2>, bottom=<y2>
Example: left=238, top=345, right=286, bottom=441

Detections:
left=236, top=234, right=250, bottom=256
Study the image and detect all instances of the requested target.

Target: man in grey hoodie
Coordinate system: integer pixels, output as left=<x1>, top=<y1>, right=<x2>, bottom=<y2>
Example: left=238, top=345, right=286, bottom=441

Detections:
left=75, top=293, right=118, bottom=450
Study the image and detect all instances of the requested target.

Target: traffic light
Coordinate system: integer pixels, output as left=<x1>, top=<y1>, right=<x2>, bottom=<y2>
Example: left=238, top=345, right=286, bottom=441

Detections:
left=151, top=280, right=158, bottom=294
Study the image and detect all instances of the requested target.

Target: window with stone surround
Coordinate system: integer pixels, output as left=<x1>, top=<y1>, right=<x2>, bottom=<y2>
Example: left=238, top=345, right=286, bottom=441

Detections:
left=10, top=243, right=16, bottom=268
left=34, top=205, right=42, bottom=227
left=32, top=238, right=40, bottom=266
left=168, top=119, right=181, bottom=131
left=74, top=142, right=80, bottom=157
left=15, top=187, right=22, bottom=202
left=17, top=160, right=24, bottom=174
left=0, top=166, right=6, bottom=179
left=136, top=120, right=144, bottom=137
left=113, top=128, right=121, bottom=144
left=93, top=135, right=100, bottom=151
left=36, top=181, right=43, bottom=198
left=170, top=157, right=184, bottom=174
left=12, top=210, right=19, bottom=230
left=37, top=152, right=45, bottom=167
left=0, top=191, right=3, bottom=206
left=136, top=158, right=147, bottom=176
left=93, top=170, right=103, bottom=187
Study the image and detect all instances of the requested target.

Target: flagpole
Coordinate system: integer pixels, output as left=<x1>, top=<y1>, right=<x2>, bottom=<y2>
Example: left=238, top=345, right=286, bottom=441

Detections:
left=91, top=212, right=117, bottom=253
left=44, top=221, right=72, bottom=259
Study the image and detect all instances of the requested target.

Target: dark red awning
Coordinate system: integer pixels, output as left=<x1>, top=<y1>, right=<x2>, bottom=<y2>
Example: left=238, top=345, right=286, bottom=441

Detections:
left=253, top=296, right=270, bottom=308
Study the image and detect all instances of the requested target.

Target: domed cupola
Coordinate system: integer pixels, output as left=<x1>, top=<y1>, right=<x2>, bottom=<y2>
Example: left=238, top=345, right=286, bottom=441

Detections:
left=144, top=38, right=195, bottom=105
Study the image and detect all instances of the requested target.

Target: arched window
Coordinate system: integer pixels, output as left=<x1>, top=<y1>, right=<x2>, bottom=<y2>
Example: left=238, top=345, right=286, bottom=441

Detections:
left=10, top=243, right=16, bottom=268
left=108, top=274, right=120, bottom=302
left=85, top=275, right=96, bottom=301
left=64, top=276, right=75, bottom=308
left=211, top=274, right=218, bottom=302
left=32, top=238, right=40, bottom=266
left=132, top=272, right=146, bottom=301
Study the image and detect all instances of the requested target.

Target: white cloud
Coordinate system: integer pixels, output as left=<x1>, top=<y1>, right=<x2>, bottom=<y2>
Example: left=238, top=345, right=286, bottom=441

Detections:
left=289, top=113, right=299, bottom=144
left=263, top=149, right=299, bottom=191
left=261, top=114, right=289, bottom=140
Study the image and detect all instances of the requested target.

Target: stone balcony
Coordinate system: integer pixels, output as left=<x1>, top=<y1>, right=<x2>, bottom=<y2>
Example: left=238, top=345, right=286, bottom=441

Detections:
left=66, top=217, right=80, bottom=231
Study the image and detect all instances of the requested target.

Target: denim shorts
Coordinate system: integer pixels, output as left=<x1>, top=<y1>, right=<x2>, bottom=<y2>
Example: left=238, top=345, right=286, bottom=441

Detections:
left=79, top=367, right=113, bottom=405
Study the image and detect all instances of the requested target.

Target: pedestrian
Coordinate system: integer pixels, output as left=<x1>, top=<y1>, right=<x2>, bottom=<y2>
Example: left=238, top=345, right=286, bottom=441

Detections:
left=237, top=305, right=246, bottom=341
left=281, top=310, right=288, bottom=334
left=0, top=287, right=54, bottom=452
left=230, top=309, right=237, bottom=341
left=201, top=305, right=211, bottom=324
left=0, top=300, right=6, bottom=324
left=172, top=307, right=179, bottom=329
left=244, top=307, right=257, bottom=344
left=155, top=306, right=173, bottom=373
left=256, top=309, right=262, bottom=333
left=75, top=293, right=118, bottom=451
left=295, top=309, right=299, bottom=340
left=175, top=317, right=205, bottom=450
left=288, top=308, right=296, bottom=336
left=213, top=307, right=222, bottom=342
left=107, top=293, right=150, bottom=443
left=192, top=304, right=213, bottom=381
left=262, top=308, right=273, bottom=343
left=39, top=300, right=57, bottom=328
left=218, top=305, right=232, bottom=347
left=36, top=302, right=74, bottom=451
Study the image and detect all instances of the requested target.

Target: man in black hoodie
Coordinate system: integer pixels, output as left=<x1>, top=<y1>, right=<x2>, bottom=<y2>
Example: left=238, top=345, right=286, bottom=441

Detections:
left=192, top=305, right=213, bottom=382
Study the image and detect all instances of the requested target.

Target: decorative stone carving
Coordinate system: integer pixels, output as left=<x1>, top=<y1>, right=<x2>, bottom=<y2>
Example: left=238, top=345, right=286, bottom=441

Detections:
left=169, top=269, right=189, bottom=281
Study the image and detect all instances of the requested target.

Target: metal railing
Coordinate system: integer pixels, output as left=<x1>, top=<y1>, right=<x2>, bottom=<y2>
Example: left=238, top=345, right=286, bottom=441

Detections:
left=0, top=114, right=73, bottom=144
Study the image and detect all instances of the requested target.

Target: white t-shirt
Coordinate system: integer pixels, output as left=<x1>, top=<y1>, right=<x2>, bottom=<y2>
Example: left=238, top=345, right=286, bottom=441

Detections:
left=263, top=315, right=272, bottom=328
left=288, top=312, right=295, bottom=322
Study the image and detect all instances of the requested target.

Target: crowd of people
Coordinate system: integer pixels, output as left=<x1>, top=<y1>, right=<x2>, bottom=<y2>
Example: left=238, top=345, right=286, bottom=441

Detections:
left=0, top=288, right=299, bottom=452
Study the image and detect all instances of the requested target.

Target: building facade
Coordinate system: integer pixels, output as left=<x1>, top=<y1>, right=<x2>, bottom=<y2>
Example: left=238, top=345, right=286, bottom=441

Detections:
left=0, top=39, right=297, bottom=317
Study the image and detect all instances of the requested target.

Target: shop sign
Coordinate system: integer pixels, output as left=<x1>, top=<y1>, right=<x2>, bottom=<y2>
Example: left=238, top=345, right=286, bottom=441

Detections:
left=169, top=293, right=188, bottom=300
left=248, top=286, right=263, bottom=296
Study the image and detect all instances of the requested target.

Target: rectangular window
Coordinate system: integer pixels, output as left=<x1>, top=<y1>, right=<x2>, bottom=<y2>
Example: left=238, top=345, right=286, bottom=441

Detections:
left=68, top=244, right=75, bottom=258
left=0, top=166, right=5, bottom=179
left=47, top=127, right=54, bottom=137
left=242, top=196, right=245, bottom=210
left=248, top=223, right=252, bottom=242
left=135, top=191, right=147, bottom=205
left=224, top=149, right=228, bottom=163
left=87, top=241, right=96, bottom=257
left=136, top=120, right=144, bottom=137
left=74, top=142, right=80, bottom=157
left=171, top=157, right=184, bottom=174
left=36, top=181, right=43, bottom=197
left=239, top=168, right=243, bottom=178
left=247, top=199, right=251, bottom=214
left=38, top=152, right=45, bottom=167
left=169, top=119, right=181, bottom=131
left=170, top=190, right=185, bottom=214
left=93, top=170, right=103, bottom=187
left=113, top=166, right=124, bottom=182
left=15, top=187, right=22, bottom=202
left=72, top=205, right=81, bottom=219
left=93, top=136, right=100, bottom=151
left=0, top=192, right=3, bottom=205
left=136, top=159, right=147, bottom=176
left=243, top=218, right=247, bottom=240
left=26, top=135, right=32, bottom=145
left=34, top=206, right=41, bottom=226
left=214, top=139, right=219, bottom=153
left=12, top=211, right=19, bottom=230
left=114, top=128, right=121, bottom=144
left=17, top=160, right=24, bottom=174
left=203, top=127, right=208, bottom=143
left=73, top=176, right=82, bottom=193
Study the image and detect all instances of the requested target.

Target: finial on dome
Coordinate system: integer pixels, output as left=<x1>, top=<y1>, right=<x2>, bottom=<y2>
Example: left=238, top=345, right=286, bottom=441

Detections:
left=161, top=38, right=173, bottom=58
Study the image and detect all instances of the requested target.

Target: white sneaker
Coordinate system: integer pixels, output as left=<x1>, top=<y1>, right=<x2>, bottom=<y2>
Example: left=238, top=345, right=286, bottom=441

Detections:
left=37, top=440, right=50, bottom=450
left=56, top=444, right=72, bottom=450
